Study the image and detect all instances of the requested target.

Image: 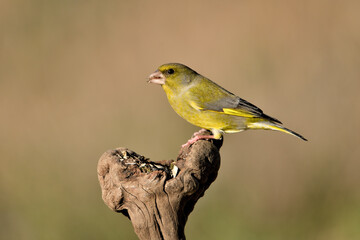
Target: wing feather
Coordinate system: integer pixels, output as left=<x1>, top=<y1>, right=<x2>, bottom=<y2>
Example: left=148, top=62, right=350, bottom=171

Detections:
left=200, top=82, right=282, bottom=123
left=186, top=76, right=282, bottom=124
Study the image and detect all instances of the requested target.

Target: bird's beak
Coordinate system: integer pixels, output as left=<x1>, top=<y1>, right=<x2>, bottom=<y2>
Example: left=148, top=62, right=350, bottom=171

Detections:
left=148, top=70, right=165, bottom=85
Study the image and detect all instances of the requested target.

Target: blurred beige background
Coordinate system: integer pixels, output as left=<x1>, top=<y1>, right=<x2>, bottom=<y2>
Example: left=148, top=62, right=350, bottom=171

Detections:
left=1, top=0, right=360, bottom=239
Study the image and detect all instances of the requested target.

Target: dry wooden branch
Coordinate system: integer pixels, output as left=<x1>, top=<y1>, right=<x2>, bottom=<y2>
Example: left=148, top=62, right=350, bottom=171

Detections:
left=97, top=131, right=222, bottom=240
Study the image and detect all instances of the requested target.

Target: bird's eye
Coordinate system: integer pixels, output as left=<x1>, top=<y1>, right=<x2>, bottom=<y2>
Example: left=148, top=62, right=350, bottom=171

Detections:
left=167, top=69, right=175, bottom=74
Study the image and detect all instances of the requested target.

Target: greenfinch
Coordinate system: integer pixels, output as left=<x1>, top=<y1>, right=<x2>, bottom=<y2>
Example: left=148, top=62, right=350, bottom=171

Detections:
left=148, top=63, right=307, bottom=145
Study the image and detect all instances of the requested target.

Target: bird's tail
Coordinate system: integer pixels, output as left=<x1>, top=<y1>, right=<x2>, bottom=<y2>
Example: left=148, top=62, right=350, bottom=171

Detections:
left=247, top=121, right=307, bottom=141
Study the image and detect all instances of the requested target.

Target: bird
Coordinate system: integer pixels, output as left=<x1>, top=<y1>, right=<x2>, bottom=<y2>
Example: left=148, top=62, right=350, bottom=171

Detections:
left=148, top=63, right=307, bottom=146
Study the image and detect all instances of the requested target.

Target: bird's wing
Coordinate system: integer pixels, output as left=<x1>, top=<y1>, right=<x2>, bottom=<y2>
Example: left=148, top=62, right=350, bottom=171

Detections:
left=188, top=80, right=282, bottom=123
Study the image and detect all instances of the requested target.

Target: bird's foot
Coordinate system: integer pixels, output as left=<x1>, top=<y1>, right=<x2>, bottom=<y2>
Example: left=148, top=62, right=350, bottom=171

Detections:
left=181, top=134, right=215, bottom=148
left=193, top=128, right=208, bottom=137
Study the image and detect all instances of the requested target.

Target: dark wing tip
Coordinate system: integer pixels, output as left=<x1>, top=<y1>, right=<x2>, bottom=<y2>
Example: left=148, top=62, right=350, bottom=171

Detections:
left=261, top=113, right=282, bottom=124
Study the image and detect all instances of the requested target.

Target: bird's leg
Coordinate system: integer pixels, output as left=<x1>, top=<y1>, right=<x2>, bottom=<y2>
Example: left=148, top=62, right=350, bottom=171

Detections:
left=181, top=129, right=215, bottom=148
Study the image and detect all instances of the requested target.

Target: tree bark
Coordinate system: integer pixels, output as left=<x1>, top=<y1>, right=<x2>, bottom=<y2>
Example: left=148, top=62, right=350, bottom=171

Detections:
left=97, top=131, right=222, bottom=240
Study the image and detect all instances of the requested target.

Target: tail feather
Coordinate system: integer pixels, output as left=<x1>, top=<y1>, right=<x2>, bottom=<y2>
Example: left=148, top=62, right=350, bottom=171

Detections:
left=247, top=121, right=307, bottom=141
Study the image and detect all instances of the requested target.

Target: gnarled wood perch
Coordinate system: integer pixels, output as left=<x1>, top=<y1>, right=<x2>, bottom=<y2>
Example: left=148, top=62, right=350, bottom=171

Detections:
left=97, top=131, right=222, bottom=240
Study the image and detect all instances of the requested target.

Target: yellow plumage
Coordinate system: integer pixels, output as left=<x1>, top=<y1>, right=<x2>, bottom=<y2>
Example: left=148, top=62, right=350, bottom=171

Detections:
left=148, top=63, right=307, bottom=143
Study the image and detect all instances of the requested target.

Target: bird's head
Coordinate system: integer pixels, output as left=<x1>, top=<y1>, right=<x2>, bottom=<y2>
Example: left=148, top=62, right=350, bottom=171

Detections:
left=148, top=63, right=198, bottom=92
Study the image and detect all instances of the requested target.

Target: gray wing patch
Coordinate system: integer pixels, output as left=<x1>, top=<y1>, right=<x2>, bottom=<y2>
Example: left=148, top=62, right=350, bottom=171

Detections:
left=204, top=95, right=262, bottom=115
left=204, top=95, right=282, bottom=124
